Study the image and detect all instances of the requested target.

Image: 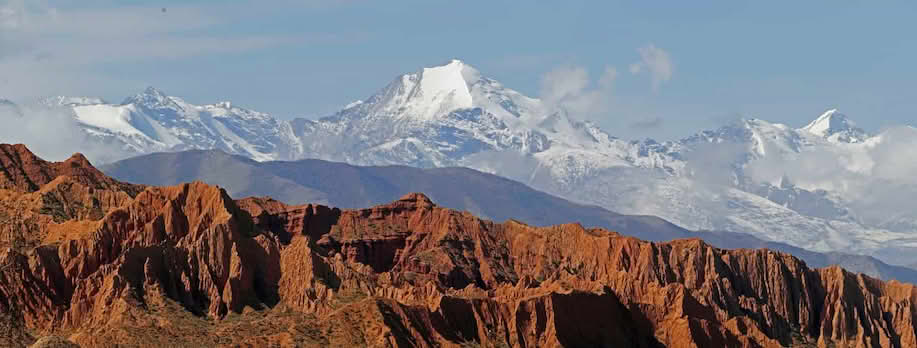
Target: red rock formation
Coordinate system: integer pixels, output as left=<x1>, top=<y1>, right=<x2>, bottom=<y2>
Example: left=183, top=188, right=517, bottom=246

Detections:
left=0, top=144, right=141, bottom=194
left=1, top=144, right=917, bottom=347
left=0, top=145, right=141, bottom=251
left=239, top=192, right=917, bottom=348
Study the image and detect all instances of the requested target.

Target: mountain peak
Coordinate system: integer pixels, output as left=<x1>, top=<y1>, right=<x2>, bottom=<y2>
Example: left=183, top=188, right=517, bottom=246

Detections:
left=803, top=109, right=846, bottom=134
left=366, top=59, right=484, bottom=120
left=440, top=58, right=465, bottom=67
left=143, top=86, right=167, bottom=96
left=431, top=58, right=471, bottom=70
left=64, top=152, right=92, bottom=168
left=398, top=192, right=434, bottom=205
left=0, top=143, right=137, bottom=193
left=123, top=86, right=175, bottom=107
left=418, top=59, right=480, bottom=98
left=801, top=109, right=867, bottom=143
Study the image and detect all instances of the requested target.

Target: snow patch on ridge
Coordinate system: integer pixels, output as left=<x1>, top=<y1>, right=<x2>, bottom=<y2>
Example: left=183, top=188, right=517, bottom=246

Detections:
left=411, top=60, right=476, bottom=120
left=73, top=104, right=146, bottom=137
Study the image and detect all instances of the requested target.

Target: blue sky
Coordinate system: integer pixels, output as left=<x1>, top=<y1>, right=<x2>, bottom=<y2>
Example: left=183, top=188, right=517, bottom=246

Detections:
left=2, top=1, right=915, bottom=140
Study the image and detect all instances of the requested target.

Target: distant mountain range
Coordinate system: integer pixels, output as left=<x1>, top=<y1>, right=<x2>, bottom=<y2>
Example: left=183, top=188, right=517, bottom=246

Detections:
left=5, top=59, right=917, bottom=265
left=100, top=149, right=688, bottom=237
left=39, top=89, right=302, bottom=161
left=102, top=149, right=917, bottom=284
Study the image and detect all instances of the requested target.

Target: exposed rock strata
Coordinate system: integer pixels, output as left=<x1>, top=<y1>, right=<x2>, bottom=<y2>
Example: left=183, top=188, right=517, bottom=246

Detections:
left=0, top=145, right=916, bottom=347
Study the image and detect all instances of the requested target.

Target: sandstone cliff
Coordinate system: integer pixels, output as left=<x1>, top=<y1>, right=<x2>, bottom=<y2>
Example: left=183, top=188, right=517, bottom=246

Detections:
left=1, top=145, right=916, bottom=347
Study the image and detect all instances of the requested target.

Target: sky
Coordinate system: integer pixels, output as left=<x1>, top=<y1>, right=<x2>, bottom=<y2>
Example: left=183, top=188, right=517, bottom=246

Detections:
left=1, top=0, right=915, bottom=140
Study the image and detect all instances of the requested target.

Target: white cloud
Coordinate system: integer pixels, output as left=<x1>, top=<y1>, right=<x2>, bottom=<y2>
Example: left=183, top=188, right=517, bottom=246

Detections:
left=741, top=126, right=917, bottom=229
left=539, top=65, right=617, bottom=117
left=540, top=66, right=589, bottom=103
left=683, top=140, right=745, bottom=192
left=0, top=102, right=131, bottom=162
left=629, top=44, right=674, bottom=91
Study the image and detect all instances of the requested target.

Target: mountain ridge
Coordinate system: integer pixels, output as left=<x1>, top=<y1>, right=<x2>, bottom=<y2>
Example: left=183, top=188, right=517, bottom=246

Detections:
left=4, top=59, right=916, bottom=265
left=3, top=143, right=917, bottom=347
left=102, top=148, right=917, bottom=285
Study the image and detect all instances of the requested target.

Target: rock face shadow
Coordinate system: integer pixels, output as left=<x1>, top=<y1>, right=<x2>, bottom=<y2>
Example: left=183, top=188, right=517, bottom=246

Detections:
left=552, top=291, right=663, bottom=348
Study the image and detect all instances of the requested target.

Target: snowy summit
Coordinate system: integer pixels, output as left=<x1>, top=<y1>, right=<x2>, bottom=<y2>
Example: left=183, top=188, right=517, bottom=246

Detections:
left=800, top=109, right=867, bottom=143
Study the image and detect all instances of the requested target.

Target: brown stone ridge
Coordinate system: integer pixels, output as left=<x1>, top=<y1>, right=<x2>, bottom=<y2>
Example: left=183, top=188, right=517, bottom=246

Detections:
left=0, top=144, right=143, bottom=252
left=0, top=144, right=142, bottom=194
left=0, top=144, right=916, bottom=347
left=236, top=193, right=917, bottom=348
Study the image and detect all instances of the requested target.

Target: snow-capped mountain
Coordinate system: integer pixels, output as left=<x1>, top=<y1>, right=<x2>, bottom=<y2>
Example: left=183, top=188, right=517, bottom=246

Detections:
left=801, top=109, right=868, bottom=143
left=294, top=59, right=682, bottom=186
left=41, top=87, right=302, bottom=161
left=290, top=60, right=917, bottom=263
left=570, top=113, right=917, bottom=263
left=9, top=59, right=917, bottom=265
